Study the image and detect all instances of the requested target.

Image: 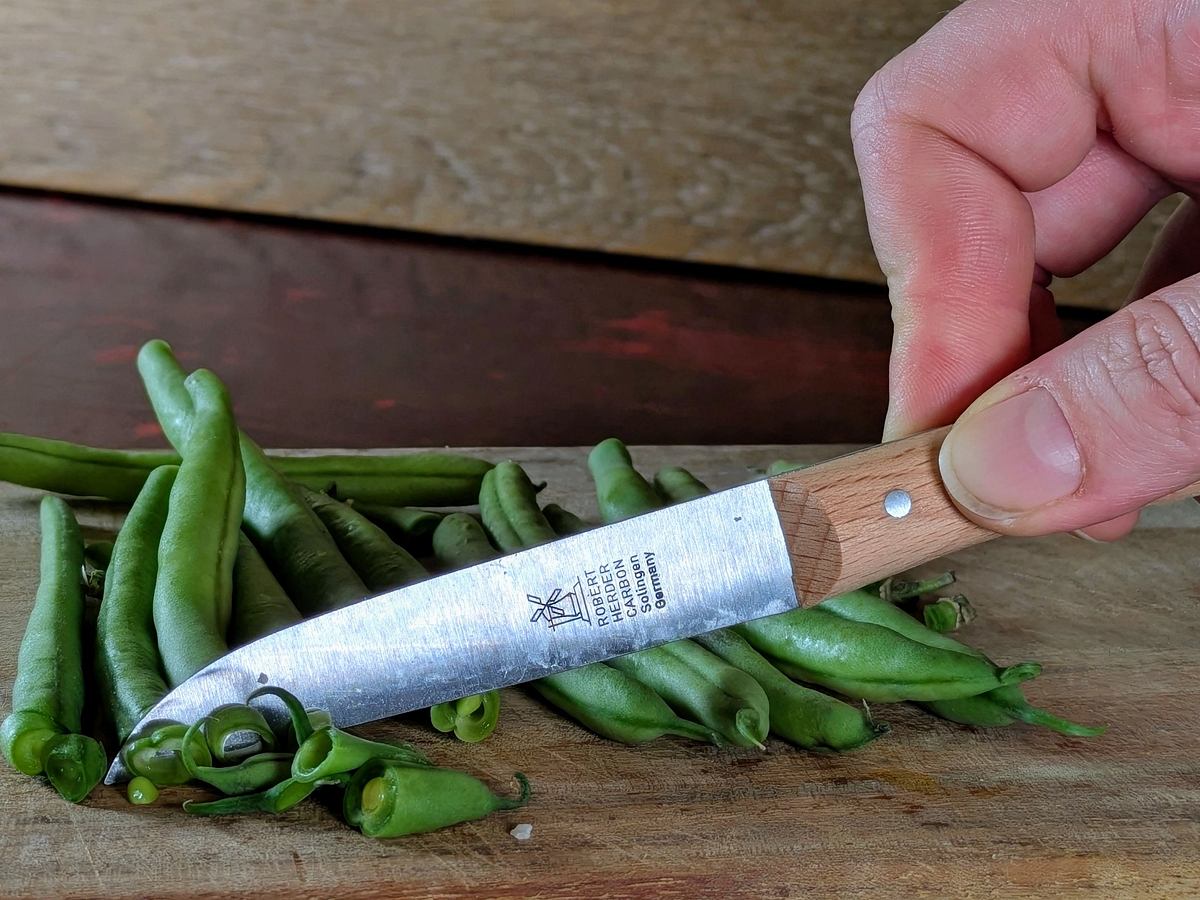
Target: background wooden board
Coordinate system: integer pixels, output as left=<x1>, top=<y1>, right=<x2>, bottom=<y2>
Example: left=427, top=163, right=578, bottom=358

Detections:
left=0, top=1, right=1172, bottom=310
left=0, top=193, right=1106, bottom=449
left=2, top=445, right=1198, bottom=898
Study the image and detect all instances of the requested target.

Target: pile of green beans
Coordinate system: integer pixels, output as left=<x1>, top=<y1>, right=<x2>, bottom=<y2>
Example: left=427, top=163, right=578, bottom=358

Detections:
left=3, top=338, right=517, bottom=823
left=0, top=336, right=1104, bottom=827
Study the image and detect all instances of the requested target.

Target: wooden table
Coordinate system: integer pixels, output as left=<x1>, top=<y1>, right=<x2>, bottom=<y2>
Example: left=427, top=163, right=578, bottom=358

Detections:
left=0, top=192, right=1103, bottom=449
left=2, top=446, right=1198, bottom=898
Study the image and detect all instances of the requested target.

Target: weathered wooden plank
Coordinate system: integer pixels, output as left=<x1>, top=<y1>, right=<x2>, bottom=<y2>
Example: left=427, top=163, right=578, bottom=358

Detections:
left=0, top=1, right=1168, bottom=310
left=0, top=445, right=1198, bottom=898
left=0, top=193, right=1110, bottom=449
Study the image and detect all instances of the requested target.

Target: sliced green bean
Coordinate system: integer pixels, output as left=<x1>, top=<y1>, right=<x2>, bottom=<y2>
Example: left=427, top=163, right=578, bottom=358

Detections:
left=183, top=777, right=317, bottom=816
left=42, top=733, right=107, bottom=803
left=292, top=726, right=430, bottom=783
left=1, top=496, right=87, bottom=776
left=122, top=722, right=212, bottom=786
left=302, top=488, right=427, bottom=592
left=230, top=533, right=302, bottom=645
left=430, top=693, right=502, bottom=744
left=427, top=514, right=502, bottom=741
left=202, top=703, right=277, bottom=763
left=345, top=762, right=529, bottom=838
left=920, top=595, right=976, bottom=633
left=96, top=465, right=176, bottom=742
left=246, top=685, right=321, bottom=748
left=181, top=719, right=293, bottom=795
left=127, top=775, right=159, bottom=805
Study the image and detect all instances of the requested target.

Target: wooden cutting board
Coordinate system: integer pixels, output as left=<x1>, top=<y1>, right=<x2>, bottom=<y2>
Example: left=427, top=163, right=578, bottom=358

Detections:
left=1, top=446, right=1198, bottom=899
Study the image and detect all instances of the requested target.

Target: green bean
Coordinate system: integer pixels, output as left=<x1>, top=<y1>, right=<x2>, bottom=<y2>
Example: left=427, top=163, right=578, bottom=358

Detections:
left=344, top=761, right=529, bottom=838
left=430, top=693, right=502, bottom=744
left=152, top=370, right=243, bottom=686
left=659, top=467, right=886, bottom=751
left=652, top=466, right=711, bottom=503
left=181, top=719, right=293, bottom=795
left=694, top=628, right=886, bottom=751
left=591, top=449, right=769, bottom=748
left=736, top=607, right=1040, bottom=702
left=292, top=726, right=430, bottom=783
left=587, top=438, right=660, bottom=521
left=818, top=590, right=981, bottom=657
left=287, top=453, right=492, bottom=507
left=302, top=488, right=426, bottom=592
left=427, top=514, right=502, bottom=742
left=479, top=462, right=556, bottom=552
left=541, top=503, right=588, bottom=536
left=870, top=572, right=957, bottom=603
left=122, top=722, right=212, bottom=786
left=920, top=595, right=976, bottom=633
left=96, top=465, right=177, bottom=742
left=530, top=666, right=716, bottom=744
left=766, top=460, right=809, bottom=476
left=607, top=642, right=770, bottom=748
left=137, top=340, right=368, bottom=616
left=126, top=775, right=159, bottom=805
left=496, top=489, right=715, bottom=744
left=348, top=504, right=444, bottom=554
left=230, top=533, right=302, bottom=645
left=241, top=441, right=370, bottom=615
left=183, top=777, right=316, bottom=817
left=201, top=703, right=276, bottom=763
left=841, top=604, right=1107, bottom=737
left=920, top=687, right=1106, bottom=736
left=431, top=512, right=498, bottom=570
left=246, top=685, right=320, bottom=749
left=42, top=733, right=108, bottom=803
left=0, top=432, right=492, bottom=506
left=82, top=540, right=114, bottom=599
left=2, top=497, right=88, bottom=776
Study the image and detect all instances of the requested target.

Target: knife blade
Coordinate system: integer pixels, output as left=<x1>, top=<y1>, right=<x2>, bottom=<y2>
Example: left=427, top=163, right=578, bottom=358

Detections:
left=99, top=426, right=1042, bottom=783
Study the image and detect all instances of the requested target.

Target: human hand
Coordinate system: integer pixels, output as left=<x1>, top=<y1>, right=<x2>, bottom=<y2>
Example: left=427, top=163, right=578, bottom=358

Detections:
left=851, top=0, right=1200, bottom=538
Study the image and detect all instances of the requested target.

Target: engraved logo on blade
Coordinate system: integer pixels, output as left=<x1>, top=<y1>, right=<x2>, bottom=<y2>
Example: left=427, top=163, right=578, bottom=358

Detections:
left=529, top=552, right=667, bottom=630
left=527, top=578, right=590, bottom=629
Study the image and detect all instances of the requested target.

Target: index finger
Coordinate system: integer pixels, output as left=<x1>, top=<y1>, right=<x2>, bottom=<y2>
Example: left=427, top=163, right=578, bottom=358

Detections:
left=852, top=0, right=1200, bottom=438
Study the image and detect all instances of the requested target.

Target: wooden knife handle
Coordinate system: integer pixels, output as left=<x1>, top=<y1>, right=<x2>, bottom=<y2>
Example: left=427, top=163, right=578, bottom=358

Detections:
left=768, top=426, right=1200, bottom=606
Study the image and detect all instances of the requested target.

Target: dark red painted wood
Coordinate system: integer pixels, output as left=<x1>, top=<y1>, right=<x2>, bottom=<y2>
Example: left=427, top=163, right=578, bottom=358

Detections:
left=0, top=192, right=1101, bottom=448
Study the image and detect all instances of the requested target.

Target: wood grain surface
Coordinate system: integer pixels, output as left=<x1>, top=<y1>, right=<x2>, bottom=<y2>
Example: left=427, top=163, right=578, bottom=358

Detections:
left=0, top=1, right=1173, bottom=310
left=775, top=427, right=996, bottom=602
left=0, top=192, right=1110, bottom=450
left=2, top=445, right=1198, bottom=898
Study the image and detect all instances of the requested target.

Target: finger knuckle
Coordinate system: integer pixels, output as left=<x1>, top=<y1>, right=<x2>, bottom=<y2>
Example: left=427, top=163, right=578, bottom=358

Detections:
left=850, top=71, right=899, bottom=148
left=1105, top=294, right=1200, bottom=438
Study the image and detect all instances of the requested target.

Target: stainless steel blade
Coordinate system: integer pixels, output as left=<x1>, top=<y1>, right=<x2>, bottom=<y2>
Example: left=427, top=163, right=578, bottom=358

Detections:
left=106, top=479, right=796, bottom=782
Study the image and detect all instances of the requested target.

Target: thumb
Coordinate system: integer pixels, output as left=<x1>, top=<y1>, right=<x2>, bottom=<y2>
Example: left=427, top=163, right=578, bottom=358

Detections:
left=938, top=276, right=1200, bottom=536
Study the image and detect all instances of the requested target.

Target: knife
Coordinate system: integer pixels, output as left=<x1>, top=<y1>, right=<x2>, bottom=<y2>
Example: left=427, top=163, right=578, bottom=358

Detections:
left=103, top=427, right=1196, bottom=782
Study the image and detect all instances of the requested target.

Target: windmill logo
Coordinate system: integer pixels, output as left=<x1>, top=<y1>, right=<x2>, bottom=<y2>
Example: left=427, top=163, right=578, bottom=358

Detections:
left=527, top=577, right=590, bottom=629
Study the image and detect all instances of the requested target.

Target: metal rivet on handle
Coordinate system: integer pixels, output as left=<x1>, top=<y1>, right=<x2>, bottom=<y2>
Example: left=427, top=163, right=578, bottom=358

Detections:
left=883, top=489, right=912, bottom=519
